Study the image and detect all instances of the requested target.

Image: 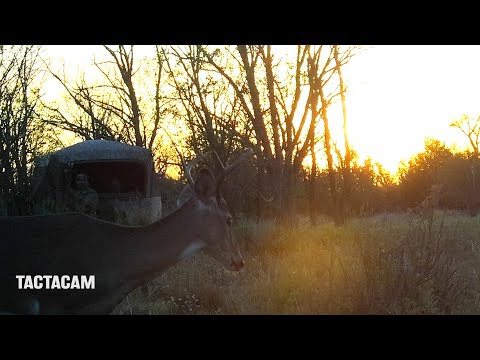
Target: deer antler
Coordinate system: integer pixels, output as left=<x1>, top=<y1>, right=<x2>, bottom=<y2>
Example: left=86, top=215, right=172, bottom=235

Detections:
left=182, top=149, right=253, bottom=198
left=181, top=152, right=211, bottom=189
left=213, top=148, right=254, bottom=198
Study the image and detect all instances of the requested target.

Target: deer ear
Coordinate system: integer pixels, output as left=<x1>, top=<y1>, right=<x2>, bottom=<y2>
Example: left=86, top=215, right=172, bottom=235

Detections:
left=194, top=168, right=216, bottom=201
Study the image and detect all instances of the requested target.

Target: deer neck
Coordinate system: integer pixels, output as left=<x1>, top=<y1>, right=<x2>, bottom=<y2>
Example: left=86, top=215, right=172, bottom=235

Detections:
left=121, top=199, right=204, bottom=283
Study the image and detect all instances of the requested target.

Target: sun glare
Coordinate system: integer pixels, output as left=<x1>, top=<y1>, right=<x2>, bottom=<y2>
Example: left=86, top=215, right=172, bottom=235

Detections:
left=41, top=45, right=480, bottom=176
left=337, top=45, right=480, bottom=174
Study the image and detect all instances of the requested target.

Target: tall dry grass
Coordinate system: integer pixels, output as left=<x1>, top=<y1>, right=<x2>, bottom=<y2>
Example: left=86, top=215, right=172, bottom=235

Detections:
left=112, top=207, right=480, bottom=315
left=4, top=190, right=477, bottom=314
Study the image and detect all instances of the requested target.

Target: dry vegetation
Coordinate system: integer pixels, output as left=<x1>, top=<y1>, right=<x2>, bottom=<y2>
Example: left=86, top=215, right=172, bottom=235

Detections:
left=112, top=209, right=480, bottom=315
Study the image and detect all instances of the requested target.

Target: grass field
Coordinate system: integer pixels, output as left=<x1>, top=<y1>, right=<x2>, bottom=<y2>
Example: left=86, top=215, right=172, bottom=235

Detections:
left=112, top=209, right=480, bottom=315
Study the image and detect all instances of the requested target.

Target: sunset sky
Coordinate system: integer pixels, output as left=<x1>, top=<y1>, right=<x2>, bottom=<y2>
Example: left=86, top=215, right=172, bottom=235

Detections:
left=43, top=45, right=480, bottom=174
left=342, top=45, right=480, bottom=173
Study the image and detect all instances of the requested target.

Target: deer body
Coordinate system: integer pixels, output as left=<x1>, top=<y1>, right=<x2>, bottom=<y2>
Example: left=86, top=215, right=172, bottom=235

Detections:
left=0, top=149, right=253, bottom=315
left=1, top=204, right=197, bottom=314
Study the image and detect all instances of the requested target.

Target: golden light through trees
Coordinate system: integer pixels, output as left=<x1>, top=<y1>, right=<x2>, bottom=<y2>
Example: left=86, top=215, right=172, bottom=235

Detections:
left=41, top=45, right=480, bottom=176
left=5, top=45, right=480, bottom=315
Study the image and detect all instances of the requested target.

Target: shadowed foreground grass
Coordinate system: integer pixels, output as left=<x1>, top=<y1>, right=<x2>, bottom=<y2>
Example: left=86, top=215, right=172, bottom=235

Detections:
left=112, top=210, right=480, bottom=315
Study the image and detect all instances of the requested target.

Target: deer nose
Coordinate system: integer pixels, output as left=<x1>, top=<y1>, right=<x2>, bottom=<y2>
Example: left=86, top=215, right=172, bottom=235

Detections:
left=231, top=258, right=244, bottom=271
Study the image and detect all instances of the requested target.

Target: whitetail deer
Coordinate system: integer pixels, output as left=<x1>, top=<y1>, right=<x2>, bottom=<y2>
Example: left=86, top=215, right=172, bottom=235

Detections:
left=0, top=149, right=253, bottom=315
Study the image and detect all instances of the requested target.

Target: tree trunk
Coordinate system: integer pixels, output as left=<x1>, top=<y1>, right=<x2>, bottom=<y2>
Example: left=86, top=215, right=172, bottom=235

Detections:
left=309, top=141, right=317, bottom=226
left=320, top=91, right=343, bottom=226
left=334, top=46, right=352, bottom=219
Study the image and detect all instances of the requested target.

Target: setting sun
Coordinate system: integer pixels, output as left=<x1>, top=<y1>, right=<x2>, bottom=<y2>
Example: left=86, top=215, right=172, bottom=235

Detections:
left=339, top=45, right=480, bottom=173
left=40, top=45, right=480, bottom=175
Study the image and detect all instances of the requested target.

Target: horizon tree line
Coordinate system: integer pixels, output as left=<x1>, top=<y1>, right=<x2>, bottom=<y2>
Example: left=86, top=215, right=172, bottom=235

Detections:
left=1, top=45, right=479, bottom=221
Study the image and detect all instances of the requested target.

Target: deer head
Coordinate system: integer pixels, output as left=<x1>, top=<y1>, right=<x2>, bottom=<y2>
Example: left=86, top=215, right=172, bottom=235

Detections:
left=182, top=149, right=253, bottom=271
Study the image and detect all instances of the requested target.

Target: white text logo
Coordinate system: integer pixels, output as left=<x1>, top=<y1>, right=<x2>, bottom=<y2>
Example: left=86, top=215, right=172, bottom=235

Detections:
left=16, top=275, right=95, bottom=290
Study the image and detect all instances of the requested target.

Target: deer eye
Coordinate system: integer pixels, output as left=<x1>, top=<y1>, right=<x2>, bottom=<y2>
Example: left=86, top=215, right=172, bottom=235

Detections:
left=226, top=217, right=233, bottom=226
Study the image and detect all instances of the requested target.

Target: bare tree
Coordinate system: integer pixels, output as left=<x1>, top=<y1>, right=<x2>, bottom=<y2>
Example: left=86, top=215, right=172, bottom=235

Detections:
left=334, top=45, right=353, bottom=217
left=100, top=46, right=144, bottom=146
left=200, top=46, right=304, bottom=219
left=450, top=114, right=480, bottom=215
left=161, top=46, right=243, bottom=164
left=450, top=114, right=480, bottom=159
left=193, top=45, right=358, bottom=222
left=43, top=45, right=172, bottom=171
left=0, top=45, right=59, bottom=214
left=41, top=45, right=358, bottom=222
left=42, top=69, right=121, bottom=142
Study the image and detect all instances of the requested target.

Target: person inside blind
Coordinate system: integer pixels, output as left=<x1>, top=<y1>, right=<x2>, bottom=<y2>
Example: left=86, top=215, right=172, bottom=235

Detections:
left=65, top=173, right=99, bottom=216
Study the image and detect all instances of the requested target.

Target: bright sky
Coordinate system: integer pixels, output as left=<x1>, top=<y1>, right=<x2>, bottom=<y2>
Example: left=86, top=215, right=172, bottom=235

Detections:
left=42, top=45, right=480, bottom=174
left=341, top=45, right=480, bottom=173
